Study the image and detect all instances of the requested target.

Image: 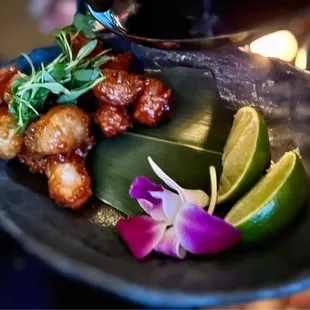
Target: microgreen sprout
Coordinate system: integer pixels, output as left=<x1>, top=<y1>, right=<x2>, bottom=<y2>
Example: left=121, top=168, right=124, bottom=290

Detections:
left=7, top=13, right=110, bottom=133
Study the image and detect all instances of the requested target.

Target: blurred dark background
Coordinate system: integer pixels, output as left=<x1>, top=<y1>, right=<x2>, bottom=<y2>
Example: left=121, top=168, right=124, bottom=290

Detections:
left=0, top=0, right=53, bottom=65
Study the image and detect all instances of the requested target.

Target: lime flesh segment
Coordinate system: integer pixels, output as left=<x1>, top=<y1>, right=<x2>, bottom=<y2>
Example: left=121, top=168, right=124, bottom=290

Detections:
left=225, top=151, right=308, bottom=242
left=217, top=106, right=270, bottom=204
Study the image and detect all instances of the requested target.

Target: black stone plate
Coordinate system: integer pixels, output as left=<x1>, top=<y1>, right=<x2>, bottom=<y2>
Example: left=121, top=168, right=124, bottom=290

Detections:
left=1, top=33, right=310, bottom=309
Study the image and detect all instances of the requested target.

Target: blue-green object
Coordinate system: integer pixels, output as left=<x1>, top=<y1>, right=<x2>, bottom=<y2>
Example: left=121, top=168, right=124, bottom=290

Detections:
left=1, top=45, right=61, bottom=73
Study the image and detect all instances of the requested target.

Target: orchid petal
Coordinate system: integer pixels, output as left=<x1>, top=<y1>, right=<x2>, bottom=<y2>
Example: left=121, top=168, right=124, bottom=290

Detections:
left=150, top=189, right=182, bottom=224
left=148, top=157, right=209, bottom=208
left=137, top=199, right=167, bottom=221
left=175, top=203, right=241, bottom=254
left=116, top=216, right=166, bottom=259
left=154, top=227, right=187, bottom=259
left=129, top=176, right=166, bottom=221
left=129, top=176, right=163, bottom=205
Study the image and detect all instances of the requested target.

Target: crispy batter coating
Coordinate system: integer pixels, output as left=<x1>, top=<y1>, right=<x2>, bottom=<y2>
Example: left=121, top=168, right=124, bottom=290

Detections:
left=24, top=105, right=92, bottom=156
left=4, top=71, right=22, bottom=103
left=70, top=33, right=104, bottom=58
left=18, top=132, right=95, bottom=175
left=133, top=77, right=172, bottom=127
left=46, top=152, right=92, bottom=209
left=0, top=107, right=23, bottom=159
left=0, top=66, right=19, bottom=105
left=94, top=104, right=131, bottom=137
left=46, top=153, right=92, bottom=210
left=92, top=69, right=144, bottom=106
left=73, top=134, right=96, bottom=158
left=102, top=52, right=132, bottom=71
left=18, top=146, right=47, bottom=174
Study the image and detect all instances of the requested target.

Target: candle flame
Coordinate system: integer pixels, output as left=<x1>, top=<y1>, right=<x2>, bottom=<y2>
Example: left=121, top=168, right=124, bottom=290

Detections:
left=250, top=30, right=298, bottom=62
left=295, top=46, right=308, bottom=70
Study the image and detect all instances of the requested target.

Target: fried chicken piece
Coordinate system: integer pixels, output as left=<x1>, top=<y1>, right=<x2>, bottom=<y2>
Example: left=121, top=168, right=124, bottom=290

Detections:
left=0, top=66, right=19, bottom=105
left=94, top=104, right=131, bottom=137
left=133, top=77, right=172, bottom=127
left=92, top=69, right=144, bottom=106
left=18, top=146, right=47, bottom=174
left=4, top=71, right=22, bottom=103
left=18, top=133, right=95, bottom=175
left=0, top=107, right=23, bottom=159
left=24, top=105, right=92, bottom=156
left=46, top=153, right=92, bottom=210
left=70, top=33, right=105, bottom=59
left=73, top=134, right=96, bottom=158
left=102, top=52, right=132, bottom=71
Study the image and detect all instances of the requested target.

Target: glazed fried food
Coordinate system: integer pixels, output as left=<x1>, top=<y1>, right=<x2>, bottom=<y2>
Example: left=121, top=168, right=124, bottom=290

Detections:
left=94, top=104, right=131, bottom=137
left=46, top=153, right=92, bottom=209
left=0, top=12, right=174, bottom=212
left=24, top=105, right=92, bottom=155
left=133, top=77, right=172, bottom=127
left=0, top=107, right=23, bottom=159
left=0, top=66, right=19, bottom=105
left=92, top=69, right=144, bottom=106
left=18, top=146, right=47, bottom=174
left=102, top=52, right=132, bottom=71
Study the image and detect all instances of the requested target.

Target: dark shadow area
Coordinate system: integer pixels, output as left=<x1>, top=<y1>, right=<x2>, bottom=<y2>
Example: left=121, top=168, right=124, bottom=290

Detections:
left=0, top=230, right=141, bottom=309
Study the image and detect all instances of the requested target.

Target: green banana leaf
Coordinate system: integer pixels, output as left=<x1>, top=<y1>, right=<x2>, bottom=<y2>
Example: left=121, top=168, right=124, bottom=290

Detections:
left=86, top=67, right=235, bottom=216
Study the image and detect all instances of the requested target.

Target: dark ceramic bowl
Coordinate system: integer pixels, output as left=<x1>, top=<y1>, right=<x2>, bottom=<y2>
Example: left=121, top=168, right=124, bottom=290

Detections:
left=1, top=33, right=310, bottom=309
left=86, top=0, right=310, bottom=50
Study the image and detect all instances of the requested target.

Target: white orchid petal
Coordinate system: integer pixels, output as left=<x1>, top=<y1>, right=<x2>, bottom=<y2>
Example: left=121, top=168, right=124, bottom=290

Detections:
left=137, top=199, right=167, bottom=221
left=161, top=189, right=182, bottom=224
left=148, top=156, right=209, bottom=207
left=149, top=191, right=163, bottom=199
left=150, top=190, right=182, bottom=224
left=208, top=166, right=218, bottom=215
left=148, top=156, right=184, bottom=199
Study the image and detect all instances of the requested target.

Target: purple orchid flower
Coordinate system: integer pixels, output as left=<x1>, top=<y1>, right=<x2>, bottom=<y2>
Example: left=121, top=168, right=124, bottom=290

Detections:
left=116, top=157, right=241, bottom=259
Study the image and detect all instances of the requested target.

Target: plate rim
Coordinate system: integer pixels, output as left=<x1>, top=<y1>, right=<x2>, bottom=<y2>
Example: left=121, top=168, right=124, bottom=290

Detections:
left=1, top=208, right=310, bottom=308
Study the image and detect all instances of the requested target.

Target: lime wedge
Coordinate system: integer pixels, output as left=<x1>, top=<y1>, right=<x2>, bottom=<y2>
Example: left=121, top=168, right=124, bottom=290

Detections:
left=217, top=106, right=270, bottom=204
left=225, top=151, right=308, bottom=242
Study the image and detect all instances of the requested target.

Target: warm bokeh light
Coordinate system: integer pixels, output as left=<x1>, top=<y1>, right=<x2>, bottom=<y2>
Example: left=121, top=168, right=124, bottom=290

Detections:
left=295, top=46, right=308, bottom=69
left=250, top=30, right=298, bottom=62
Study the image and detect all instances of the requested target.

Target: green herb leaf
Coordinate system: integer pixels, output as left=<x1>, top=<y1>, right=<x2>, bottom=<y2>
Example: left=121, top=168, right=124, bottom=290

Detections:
left=8, top=13, right=106, bottom=132
left=73, top=13, right=97, bottom=39
left=21, top=53, right=35, bottom=77
left=20, top=83, right=70, bottom=95
left=42, top=70, right=56, bottom=83
left=92, top=56, right=111, bottom=68
left=8, top=103, right=16, bottom=115
left=73, top=69, right=100, bottom=81
left=11, top=78, right=23, bottom=93
left=52, top=29, right=73, bottom=61
left=57, top=76, right=105, bottom=103
left=76, top=40, right=98, bottom=60
left=50, top=63, right=67, bottom=82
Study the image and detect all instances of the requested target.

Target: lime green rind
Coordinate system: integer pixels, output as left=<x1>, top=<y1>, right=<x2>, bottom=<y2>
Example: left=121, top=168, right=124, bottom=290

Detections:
left=225, top=152, right=308, bottom=243
left=217, top=107, right=271, bottom=204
